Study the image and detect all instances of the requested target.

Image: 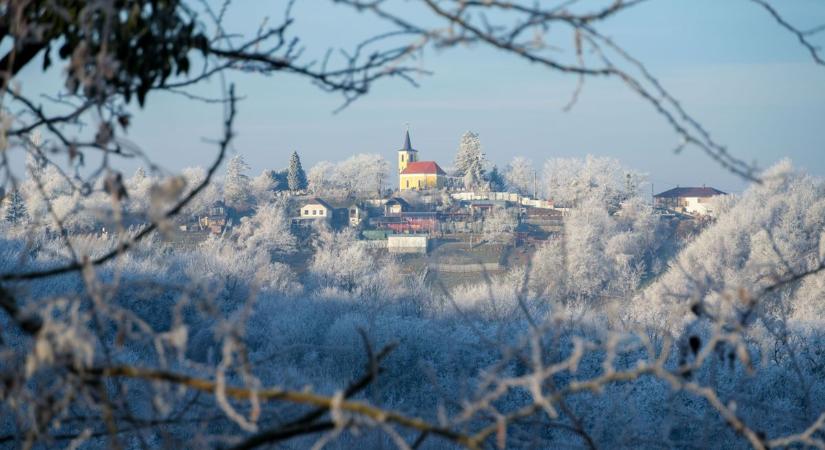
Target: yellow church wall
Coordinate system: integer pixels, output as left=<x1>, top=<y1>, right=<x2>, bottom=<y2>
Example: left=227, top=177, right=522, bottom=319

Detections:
left=400, top=173, right=444, bottom=191
left=398, top=150, right=417, bottom=174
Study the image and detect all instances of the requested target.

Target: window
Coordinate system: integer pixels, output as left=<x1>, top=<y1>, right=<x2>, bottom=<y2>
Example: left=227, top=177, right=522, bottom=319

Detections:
left=401, top=154, right=405, bottom=162
left=312, top=210, right=316, bottom=215
left=304, top=209, right=309, bottom=215
left=320, top=210, right=325, bottom=215
left=406, top=180, right=409, bottom=188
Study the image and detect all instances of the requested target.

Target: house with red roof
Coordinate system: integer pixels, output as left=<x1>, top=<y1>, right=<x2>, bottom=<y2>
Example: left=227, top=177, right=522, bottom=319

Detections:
left=397, top=129, right=447, bottom=191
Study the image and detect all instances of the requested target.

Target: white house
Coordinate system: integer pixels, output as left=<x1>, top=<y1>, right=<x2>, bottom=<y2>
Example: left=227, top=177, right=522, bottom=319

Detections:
left=654, top=186, right=727, bottom=216
left=300, top=198, right=334, bottom=221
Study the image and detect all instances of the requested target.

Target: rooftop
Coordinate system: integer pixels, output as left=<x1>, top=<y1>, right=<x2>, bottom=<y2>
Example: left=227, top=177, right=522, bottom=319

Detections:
left=400, top=161, right=446, bottom=175
left=303, top=197, right=334, bottom=209
left=400, top=129, right=417, bottom=152
left=654, top=186, right=727, bottom=198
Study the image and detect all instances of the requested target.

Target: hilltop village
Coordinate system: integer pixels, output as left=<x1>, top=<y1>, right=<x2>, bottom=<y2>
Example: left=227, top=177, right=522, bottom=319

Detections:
left=176, top=130, right=727, bottom=276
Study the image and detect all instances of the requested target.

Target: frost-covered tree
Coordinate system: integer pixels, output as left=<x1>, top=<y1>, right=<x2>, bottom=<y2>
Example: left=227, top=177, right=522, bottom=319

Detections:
left=307, top=155, right=388, bottom=196
left=250, top=170, right=276, bottom=204
left=21, top=156, right=70, bottom=223
left=131, top=166, right=147, bottom=185
left=337, top=153, right=389, bottom=196
left=232, top=200, right=297, bottom=257
left=482, top=206, right=518, bottom=244
left=177, top=166, right=220, bottom=217
left=124, top=167, right=154, bottom=215
left=223, top=154, right=252, bottom=210
left=563, top=198, right=617, bottom=298
left=504, top=156, right=535, bottom=196
left=454, top=131, right=486, bottom=190
left=308, top=227, right=409, bottom=299
left=4, top=189, right=28, bottom=224
left=310, top=227, right=378, bottom=295
left=544, top=155, right=645, bottom=208
left=287, top=151, right=308, bottom=192
left=449, top=269, right=527, bottom=319
left=193, top=234, right=302, bottom=298
left=308, top=160, right=335, bottom=195
left=529, top=196, right=660, bottom=303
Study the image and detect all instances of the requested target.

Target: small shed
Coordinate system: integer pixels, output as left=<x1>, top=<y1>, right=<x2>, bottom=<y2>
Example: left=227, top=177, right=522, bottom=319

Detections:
left=384, top=197, right=411, bottom=216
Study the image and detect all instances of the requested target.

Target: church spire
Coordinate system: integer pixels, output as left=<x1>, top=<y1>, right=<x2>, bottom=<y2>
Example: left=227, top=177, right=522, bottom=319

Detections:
left=402, top=128, right=415, bottom=152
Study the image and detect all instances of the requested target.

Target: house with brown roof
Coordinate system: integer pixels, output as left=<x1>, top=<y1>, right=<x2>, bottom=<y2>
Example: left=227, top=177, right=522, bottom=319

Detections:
left=654, top=186, right=727, bottom=216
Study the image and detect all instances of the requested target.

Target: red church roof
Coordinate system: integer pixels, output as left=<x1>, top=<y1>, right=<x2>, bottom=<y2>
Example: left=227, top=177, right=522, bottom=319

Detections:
left=401, top=161, right=446, bottom=175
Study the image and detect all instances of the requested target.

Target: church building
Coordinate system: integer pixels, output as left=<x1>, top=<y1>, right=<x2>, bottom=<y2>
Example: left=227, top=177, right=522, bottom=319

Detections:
left=397, top=130, right=446, bottom=191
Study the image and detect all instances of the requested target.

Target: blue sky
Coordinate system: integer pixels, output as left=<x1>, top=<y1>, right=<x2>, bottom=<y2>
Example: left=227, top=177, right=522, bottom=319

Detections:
left=20, top=0, right=825, bottom=194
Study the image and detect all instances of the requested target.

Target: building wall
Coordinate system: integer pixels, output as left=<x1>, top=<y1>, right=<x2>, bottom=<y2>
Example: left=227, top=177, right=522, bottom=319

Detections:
left=655, top=196, right=719, bottom=216
left=683, top=196, right=717, bottom=216
left=398, top=150, right=417, bottom=174
left=348, top=206, right=365, bottom=226
left=399, top=173, right=444, bottom=191
left=386, top=204, right=404, bottom=215
left=300, top=204, right=330, bottom=219
left=387, top=235, right=428, bottom=253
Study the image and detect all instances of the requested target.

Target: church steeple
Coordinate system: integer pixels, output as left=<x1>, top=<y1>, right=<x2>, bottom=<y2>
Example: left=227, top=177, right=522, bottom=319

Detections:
left=398, top=127, right=418, bottom=174
left=403, top=129, right=414, bottom=152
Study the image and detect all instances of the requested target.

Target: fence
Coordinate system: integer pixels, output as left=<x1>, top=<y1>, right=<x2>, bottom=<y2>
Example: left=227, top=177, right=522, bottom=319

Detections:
left=450, top=191, right=554, bottom=209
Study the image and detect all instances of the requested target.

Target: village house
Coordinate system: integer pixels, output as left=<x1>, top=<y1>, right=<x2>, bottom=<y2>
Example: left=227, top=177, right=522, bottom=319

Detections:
left=397, top=130, right=447, bottom=191
left=199, top=201, right=229, bottom=234
left=654, top=186, right=727, bottom=216
left=293, top=197, right=351, bottom=229
left=300, top=198, right=334, bottom=220
left=348, top=203, right=367, bottom=227
left=384, top=197, right=411, bottom=216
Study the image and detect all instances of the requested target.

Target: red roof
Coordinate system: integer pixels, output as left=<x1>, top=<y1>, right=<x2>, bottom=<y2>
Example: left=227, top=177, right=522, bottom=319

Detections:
left=401, top=161, right=446, bottom=175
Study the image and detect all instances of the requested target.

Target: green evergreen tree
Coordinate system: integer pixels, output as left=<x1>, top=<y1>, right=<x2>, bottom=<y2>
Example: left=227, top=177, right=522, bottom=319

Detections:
left=5, top=189, right=28, bottom=224
left=486, top=165, right=506, bottom=192
left=287, top=151, right=308, bottom=191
